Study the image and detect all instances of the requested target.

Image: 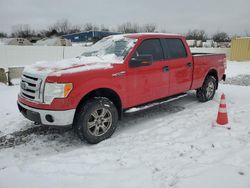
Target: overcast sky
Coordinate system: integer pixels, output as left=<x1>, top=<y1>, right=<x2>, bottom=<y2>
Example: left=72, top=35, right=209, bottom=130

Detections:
left=0, top=0, right=249, bottom=36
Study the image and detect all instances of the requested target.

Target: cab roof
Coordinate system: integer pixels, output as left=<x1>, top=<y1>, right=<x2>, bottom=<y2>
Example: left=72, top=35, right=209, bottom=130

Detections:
left=123, top=33, right=184, bottom=39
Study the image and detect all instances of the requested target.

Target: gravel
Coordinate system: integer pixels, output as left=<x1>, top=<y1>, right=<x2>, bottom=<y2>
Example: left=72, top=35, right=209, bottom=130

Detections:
left=223, top=75, right=250, bottom=86
left=0, top=126, right=71, bottom=149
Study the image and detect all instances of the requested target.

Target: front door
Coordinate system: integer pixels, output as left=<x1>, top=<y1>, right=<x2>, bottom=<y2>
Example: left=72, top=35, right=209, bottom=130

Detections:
left=126, top=38, right=169, bottom=107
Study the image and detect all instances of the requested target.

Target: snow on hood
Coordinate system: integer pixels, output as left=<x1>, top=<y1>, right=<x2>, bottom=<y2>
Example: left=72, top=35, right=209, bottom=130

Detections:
left=23, top=54, right=122, bottom=76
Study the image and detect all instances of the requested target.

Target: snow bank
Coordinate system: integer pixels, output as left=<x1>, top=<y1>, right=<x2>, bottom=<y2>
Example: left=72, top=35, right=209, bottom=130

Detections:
left=0, top=85, right=32, bottom=136
left=35, top=37, right=72, bottom=46
left=226, top=61, right=250, bottom=78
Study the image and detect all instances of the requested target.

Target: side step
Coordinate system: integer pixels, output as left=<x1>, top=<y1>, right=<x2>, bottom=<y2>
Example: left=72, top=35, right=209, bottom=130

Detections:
left=125, top=93, right=187, bottom=113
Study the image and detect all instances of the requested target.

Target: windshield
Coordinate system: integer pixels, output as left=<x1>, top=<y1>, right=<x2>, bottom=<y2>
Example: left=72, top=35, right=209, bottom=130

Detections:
left=81, top=35, right=137, bottom=60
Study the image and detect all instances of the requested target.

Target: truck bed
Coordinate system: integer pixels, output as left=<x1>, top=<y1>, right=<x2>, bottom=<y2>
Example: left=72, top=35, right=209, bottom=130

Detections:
left=191, top=53, right=226, bottom=90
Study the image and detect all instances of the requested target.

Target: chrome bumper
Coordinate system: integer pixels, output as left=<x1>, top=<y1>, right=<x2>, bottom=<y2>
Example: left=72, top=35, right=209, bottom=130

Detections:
left=18, top=101, right=75, bottom=126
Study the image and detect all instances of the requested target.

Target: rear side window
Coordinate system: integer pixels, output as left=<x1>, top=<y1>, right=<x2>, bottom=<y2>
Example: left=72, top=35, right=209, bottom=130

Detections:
left=133, top=39, right=164, bottom=61
left=162, top=39, right=187, bottom=59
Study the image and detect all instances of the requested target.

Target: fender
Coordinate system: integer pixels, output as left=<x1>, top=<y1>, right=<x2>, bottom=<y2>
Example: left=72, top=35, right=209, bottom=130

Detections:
left=70, top=77, right=127, bottom=109
left=193, top=66, right=218, bottom=90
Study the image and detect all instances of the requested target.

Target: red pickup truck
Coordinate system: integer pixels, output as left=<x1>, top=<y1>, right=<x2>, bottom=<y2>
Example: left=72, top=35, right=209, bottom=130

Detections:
left=18, top=33, right=226, bottom=144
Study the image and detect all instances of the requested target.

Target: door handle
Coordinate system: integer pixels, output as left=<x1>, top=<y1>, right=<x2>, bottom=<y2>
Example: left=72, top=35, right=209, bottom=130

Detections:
left=162, top=66, right=169, bottom=72
left=187, top=62, right=192, bottom=68
left=112, top=71, right=126, bottom=77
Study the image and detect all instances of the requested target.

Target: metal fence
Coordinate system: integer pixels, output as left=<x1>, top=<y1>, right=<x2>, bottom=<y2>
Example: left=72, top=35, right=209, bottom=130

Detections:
left=230, top=38, right=250, bottom=61
left=0, top=45, right=86, bottom=69
left=0, top=45, right=231, bottom=69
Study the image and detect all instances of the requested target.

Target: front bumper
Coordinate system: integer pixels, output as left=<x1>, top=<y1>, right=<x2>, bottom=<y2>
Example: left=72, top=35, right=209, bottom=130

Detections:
left=18, top=101, right=76, bottom=126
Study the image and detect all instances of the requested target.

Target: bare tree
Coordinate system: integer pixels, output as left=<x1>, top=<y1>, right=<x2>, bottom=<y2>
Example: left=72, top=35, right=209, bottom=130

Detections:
left=83, top=23, right=92, bottom=31
left=11, top=24, right=35, bottom=38
left=83, top=23, right=99, bottom=31
left=142, top=24, right=157, bottom=32
left=160, top=29, right=169, bottom=33
left=70, top=25, right=81, bottom=33
left=186, top=29, right=207, bottom=41
left=48, top=19, right=82, bottom=35
left=48, top=19, right=72, bottom=35
left=47, top=29, right=59, bottom=37
left=0, top=32, right=7, bottom=38
left=117, top=22, right=140, bottom=33
left=212, top=32, right=231, bottom=42
left=244, top=30, right=250, bottom=37
left=100, top=24, right=110, bottom=32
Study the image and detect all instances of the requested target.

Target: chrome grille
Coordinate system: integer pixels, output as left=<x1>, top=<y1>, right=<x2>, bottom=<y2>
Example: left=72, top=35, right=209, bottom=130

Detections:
left=20, top=74, right=42, bottom=101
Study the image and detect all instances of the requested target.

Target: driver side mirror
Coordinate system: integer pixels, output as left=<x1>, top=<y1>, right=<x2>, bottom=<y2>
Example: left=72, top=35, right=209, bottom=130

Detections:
left=129, top=55, right=153, bottom=68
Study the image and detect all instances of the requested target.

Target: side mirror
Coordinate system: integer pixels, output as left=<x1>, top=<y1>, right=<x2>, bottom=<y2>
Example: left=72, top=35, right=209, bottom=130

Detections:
left=129, top=55, right=153, bottom=68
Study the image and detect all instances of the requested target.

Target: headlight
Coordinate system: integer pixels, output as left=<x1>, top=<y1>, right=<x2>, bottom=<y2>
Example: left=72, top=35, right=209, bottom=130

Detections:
left=44, top=83, right=73, bottom=104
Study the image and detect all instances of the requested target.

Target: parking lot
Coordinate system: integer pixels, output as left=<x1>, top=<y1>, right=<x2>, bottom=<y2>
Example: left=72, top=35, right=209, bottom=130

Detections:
left=0, top=61, right=250, bottom=188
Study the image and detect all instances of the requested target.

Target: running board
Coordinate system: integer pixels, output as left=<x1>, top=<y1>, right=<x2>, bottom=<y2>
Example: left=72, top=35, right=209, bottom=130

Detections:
left=125, top=93, right=187, bottom=113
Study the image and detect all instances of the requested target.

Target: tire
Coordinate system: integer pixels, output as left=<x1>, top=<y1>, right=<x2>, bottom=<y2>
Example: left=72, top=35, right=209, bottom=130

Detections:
left=196, top=75, right=217, bottom=102
left=74, top=97, right=118, bottom=144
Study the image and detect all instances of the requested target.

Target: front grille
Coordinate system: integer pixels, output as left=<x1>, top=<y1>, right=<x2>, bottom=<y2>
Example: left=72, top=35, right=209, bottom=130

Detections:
left=20, top=74, right=42, bottom=101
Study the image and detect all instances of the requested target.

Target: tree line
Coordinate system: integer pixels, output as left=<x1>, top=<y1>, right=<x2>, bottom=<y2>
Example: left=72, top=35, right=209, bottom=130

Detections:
left=186, top=29, right=231, bottom=42
left=0, top=19, right=236, bottom=42
left=0, top=19, right=157, bottom=39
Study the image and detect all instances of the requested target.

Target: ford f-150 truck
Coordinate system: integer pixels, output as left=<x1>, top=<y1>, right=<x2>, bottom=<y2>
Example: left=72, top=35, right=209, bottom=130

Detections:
left=18, top=33, right=226, bottom=144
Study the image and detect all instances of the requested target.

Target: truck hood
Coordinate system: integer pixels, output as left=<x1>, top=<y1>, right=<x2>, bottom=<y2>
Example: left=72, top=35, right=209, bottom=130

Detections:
left=23, top=54, right=123, bottom=77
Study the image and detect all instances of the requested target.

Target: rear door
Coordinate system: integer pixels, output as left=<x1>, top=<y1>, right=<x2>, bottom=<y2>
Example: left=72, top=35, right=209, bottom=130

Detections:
left=161, top=38, right=193, bottom=95
left=126, top=38, right=169, bottom=107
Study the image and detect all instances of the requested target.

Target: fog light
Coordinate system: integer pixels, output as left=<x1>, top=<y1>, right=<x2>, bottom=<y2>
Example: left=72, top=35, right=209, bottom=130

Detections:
left=45, top=114, right=54, bottom=123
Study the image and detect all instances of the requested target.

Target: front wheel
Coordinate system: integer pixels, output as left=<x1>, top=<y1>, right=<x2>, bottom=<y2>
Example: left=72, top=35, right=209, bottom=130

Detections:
left=74, top=97, right=118, bottom=144
left=196, top=75, right=217, bottom=102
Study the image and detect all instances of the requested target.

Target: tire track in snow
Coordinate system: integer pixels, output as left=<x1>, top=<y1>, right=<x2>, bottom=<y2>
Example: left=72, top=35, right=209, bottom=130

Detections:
left=0, top=102, right=187, bottom=150
left=0, top=126, right=70, bottom=149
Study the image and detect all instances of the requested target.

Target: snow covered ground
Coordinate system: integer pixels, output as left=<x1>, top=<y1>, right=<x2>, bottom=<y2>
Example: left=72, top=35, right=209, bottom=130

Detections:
left=0, top=61, right=250, bottom=188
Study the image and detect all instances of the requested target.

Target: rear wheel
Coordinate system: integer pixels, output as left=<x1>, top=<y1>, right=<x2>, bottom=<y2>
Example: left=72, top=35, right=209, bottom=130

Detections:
left=74, top=97, right=118, bottom=144
left=196, top=75, right=217, bottom=102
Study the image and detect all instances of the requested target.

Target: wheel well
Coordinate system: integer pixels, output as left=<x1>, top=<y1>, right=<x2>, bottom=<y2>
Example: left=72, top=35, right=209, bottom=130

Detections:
left=206, top=69, right=218, bottom=89
left=76, top=88, right=122, bottom=119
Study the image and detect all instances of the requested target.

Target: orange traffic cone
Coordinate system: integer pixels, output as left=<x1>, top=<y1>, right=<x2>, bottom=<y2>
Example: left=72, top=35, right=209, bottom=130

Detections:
left=216, top=93, right=228, bottom=126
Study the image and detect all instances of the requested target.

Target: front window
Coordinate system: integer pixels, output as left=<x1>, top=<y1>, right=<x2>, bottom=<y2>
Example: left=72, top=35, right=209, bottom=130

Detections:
left=81, top=35, right=137, bottom=60
left=132, top=39, right=164, bottom=61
